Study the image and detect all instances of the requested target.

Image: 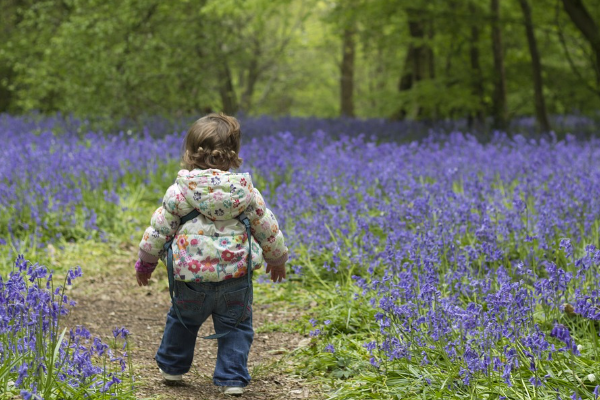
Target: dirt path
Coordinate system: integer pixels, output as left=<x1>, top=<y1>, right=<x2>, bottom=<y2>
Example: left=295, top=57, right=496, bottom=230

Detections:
left=66, top=261, right=318, bottom=400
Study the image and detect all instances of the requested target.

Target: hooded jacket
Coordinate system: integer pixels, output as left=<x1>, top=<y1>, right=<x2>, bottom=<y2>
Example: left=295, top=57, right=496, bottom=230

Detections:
left=138, top=169, right=288, bottom=282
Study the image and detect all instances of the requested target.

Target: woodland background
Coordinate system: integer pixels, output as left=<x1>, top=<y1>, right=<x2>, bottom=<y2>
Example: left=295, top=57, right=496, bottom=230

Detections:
left=2, top=0, right=600, bottom=131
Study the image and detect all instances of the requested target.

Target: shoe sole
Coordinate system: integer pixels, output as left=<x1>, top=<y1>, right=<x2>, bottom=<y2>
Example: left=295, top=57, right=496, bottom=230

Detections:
left=221, top=387, right=244, bottom=396
left=159, top=369, right=184, bottom=386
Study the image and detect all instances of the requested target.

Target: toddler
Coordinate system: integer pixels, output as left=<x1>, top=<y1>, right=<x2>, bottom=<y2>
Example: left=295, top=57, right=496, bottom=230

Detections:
left=134, top=113, right=288, bottom=395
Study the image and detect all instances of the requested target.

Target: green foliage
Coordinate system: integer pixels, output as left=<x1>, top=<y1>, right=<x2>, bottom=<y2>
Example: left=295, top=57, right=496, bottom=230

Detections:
left=3, top=0, right=600, bottom=121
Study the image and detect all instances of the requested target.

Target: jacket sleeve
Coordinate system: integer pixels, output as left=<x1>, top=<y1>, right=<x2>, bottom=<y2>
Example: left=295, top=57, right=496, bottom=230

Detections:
left=138, top=183, right=183, bottom=263
left=245, top=188, right=288, bottom=266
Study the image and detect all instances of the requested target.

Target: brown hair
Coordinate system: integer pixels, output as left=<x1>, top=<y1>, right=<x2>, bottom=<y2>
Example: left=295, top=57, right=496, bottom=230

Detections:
left=181, top=113, right=243, bottom=171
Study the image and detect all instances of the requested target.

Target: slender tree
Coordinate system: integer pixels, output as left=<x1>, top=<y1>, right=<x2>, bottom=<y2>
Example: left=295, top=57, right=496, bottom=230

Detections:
left=393, top=7, right=435, bottom=120
left=468, top=2, right=485, bottom=130
left=518, top=0, right=551, bottom=132
left=340, top=24, right=356, bottom=117
left=218, top=60, right=239, bottom=115
left=0, top=0, right=24, bottom=112
left=490, top=0, right=508, bottom=130
left=239, top=38, right=261, bottom=113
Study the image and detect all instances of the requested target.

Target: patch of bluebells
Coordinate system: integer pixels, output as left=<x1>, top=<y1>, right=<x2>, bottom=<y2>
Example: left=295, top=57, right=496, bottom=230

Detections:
left=1, top=256, right=131, bottom=398
left=1, top=112, right=593, bottom=254
left=0, top=113, right=452, bottom=258
left=0, top=122, right=182, bottom=257
left=5, top=114, right=600, bottom=396
left=240, top=131, right=600, bottom=396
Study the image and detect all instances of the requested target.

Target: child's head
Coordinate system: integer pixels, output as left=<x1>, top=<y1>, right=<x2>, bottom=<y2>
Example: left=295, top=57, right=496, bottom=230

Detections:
left=181, top=113, right=242, bottom=171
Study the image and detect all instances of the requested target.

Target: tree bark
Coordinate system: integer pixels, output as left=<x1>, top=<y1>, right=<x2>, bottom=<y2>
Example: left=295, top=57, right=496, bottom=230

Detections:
left=518, top=0, right=551, bottom=132
left=409, top=17, right=434, bottom=82
left=399, top=47, right=415, bottom=92
left=0, top=64, right=13, bottom=113
left=469, top=24, right=485, bottom=129
left=392, top=47, right=415, bottom=120
left=490, top=0, right=508, bottom=130
left=239, top=38, right=261, bottom=114
left=219, top=60, right=238, bottom=115
left=392, top=9, right=434, bottom=120
left=340, top=25, right=356, bottom=117
left=467, top=3, right=485, bottom=130
left=561, top=0, right=600, bottom=85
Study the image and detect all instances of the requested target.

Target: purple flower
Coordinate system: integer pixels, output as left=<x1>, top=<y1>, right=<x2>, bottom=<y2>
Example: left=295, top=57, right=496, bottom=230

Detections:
left=1, top=256, right=129, bottom=395
left=100, top=374, right=122, bottom=393
left=112, top=326, right=130, bottom=339
left=20, top=391, right=42, bottom=400
left=529, top=376, right=543, bottom=387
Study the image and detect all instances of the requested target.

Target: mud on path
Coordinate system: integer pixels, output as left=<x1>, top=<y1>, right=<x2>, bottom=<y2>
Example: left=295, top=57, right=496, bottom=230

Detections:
left=66, top=260, right=318, bottom=400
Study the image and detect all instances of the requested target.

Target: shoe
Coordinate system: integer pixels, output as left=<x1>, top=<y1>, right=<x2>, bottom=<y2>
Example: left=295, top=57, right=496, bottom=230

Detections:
left=160, top=368, right=183, bottom=384
left=220, top=386, right=244, bottom=396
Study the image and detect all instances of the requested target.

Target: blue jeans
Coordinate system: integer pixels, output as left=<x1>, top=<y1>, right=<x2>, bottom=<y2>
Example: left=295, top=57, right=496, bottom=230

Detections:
left=155, top=277, right=254, bottom=387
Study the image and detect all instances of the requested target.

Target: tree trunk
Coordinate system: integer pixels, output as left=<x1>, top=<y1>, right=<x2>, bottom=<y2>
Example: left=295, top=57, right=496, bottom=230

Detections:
left=392, top=47, right=415, bottom=120
left=518, top=0, right=551, bottom=132
left=219, top=61, right=238, bottom=115
left=0, top=64, right=13, bottom=113
left=561, top=0, right=600, bottom=85
left=340, top=25, right=356, bottom=117
left=468, top=3, right=485, bottom=130
left=0, top=0, right=23, bottom=112
left=392, top=9, right=434, bottom=120
left=399, top=47, right=415, bottom=92
left=490, top=0, right=508, bottom=130
left=409, top=17, right=434, bottom=82
left=239, top=39, right=261, bottom=114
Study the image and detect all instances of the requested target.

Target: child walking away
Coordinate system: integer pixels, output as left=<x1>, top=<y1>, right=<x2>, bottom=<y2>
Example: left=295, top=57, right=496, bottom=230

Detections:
left=134, top=113, right=288, bottom=396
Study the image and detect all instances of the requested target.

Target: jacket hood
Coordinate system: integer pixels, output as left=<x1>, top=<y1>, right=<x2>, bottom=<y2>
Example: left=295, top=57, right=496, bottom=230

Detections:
left=176, top=169, right=255, bottom=220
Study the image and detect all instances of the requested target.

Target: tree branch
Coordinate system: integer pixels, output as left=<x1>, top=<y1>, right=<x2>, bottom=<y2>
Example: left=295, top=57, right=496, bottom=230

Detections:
left=555, top=0, right=600, bottom=97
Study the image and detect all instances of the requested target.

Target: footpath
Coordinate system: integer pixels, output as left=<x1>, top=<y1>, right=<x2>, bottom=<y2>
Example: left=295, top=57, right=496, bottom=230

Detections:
left=66, top=256, right=316, bottom=400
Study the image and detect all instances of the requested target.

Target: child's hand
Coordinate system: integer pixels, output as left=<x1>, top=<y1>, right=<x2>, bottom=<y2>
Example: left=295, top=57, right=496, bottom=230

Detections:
left=265, top=264, right=286, bottom=283
left=136, top=271, right=152, bottom=286
left=134, top=259, right=157, bottom=286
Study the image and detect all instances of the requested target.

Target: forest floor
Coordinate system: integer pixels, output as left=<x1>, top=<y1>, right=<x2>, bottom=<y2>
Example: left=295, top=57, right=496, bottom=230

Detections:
left=65, top=249, right=321, bottom=400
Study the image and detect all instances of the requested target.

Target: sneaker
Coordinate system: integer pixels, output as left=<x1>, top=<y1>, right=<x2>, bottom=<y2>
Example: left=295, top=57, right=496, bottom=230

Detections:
left=220, top=386, right=244, bottom=396
left=159, top=368, right=183, bottom=384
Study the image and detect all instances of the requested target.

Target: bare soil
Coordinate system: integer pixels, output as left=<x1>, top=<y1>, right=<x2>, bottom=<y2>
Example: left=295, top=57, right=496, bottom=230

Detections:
left=65, top=260, right=320, bottom=400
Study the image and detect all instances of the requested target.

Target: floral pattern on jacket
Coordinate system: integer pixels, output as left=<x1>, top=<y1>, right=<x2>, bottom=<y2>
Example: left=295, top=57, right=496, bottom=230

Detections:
left=139, top=169, right=288, bottom=282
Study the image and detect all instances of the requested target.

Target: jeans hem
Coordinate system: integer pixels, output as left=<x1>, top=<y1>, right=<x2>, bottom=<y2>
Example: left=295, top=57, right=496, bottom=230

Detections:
left=156, top=360, right=190, bottom=375
left=213, top=379, right=248, bottom=387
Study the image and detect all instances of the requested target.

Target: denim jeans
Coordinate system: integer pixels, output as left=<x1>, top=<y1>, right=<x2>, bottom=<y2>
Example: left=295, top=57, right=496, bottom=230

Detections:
left=155, top=277, right=254, bottom=387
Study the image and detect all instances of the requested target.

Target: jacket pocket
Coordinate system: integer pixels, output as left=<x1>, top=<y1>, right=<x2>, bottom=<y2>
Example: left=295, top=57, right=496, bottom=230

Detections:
left=174, top=281, right=206, bottom=311
left=223, top=286, right=253, bottom=321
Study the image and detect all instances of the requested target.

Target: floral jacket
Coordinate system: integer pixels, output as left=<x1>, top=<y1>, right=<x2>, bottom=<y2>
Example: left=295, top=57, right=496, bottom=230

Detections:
left=138, top=169, right=288, bottom=282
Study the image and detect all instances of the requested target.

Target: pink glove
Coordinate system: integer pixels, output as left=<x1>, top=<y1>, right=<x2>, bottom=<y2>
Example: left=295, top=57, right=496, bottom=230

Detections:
left=135, top=259, right=157, bottom=273
left=135, top=259, right=157, bottom=286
